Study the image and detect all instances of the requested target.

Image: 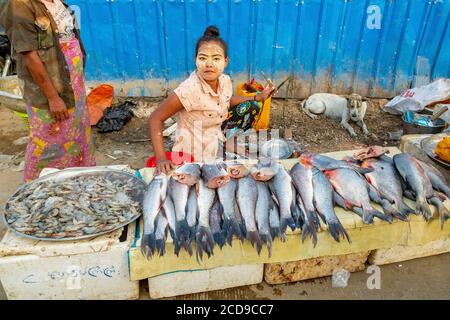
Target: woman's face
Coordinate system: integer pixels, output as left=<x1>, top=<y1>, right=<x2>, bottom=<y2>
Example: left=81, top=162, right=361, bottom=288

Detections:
left=196, top=42, right=228, bottom=82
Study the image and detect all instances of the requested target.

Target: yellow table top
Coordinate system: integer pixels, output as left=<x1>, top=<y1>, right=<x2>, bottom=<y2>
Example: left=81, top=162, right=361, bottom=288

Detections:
left=128, top=147, right=450, bottom=280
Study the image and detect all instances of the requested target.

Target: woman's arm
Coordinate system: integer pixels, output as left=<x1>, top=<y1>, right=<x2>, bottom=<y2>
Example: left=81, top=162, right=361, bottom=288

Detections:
left=148, top=93, right=184, bottom=174
left=229, top=84, right=276, bottom=108
left=22, top=51, right=69, bottom=121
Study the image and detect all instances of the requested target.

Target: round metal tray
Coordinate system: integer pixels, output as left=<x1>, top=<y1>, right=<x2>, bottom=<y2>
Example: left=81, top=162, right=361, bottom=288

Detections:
left=420, top=133, right=450, bottom=170
left=2, top=167, right=147, bottom=242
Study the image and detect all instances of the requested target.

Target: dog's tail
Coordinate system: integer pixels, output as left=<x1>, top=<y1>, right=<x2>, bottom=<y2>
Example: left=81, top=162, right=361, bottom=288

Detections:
left=300, top=99, right=307, bottom=110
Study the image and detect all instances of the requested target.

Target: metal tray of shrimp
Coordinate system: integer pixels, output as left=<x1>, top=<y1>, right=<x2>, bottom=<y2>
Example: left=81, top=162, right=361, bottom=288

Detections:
left=2, top=167, right=147, bottom=241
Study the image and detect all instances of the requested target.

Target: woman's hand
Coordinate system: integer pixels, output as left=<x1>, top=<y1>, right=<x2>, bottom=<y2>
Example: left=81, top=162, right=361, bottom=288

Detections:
left=256, top=83, right=277, bottom=102
left=156, top=159, right=175, bottom=175
left=48, top=95, right=69, bottom=121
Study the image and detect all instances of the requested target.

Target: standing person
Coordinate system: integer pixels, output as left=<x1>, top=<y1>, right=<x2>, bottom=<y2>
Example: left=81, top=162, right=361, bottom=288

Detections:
left=148, top=25, right=275, bottom=174
left=0, top=0, right=95, bottom=182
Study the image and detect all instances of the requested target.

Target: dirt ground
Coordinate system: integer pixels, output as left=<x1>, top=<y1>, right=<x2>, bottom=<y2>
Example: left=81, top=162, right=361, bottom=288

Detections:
left=0, top=98, right=448, bottom=301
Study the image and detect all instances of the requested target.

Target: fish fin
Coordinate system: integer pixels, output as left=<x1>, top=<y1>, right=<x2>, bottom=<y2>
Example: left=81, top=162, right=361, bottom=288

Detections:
left=416, top=196, right=433, bottom=221
left=361, top=206, right=391, bottom=224
left=155, top=239, right=166, bottom=257
left=327, top=221, right=351, bottom=244
left=380, top=199, right=408, bottom=222
left=189, top=226, right=197, bottom=241
left=246, top=231, right=262, bottom=253
left=141, top=233, right=156, bottom=259
left=396, top=199, right=415, bottom=218
left=280, top=216, right=296, bottom=233
left=429, top=197, right=450, bottom=229
left=260, top=234, right=273, bottom=258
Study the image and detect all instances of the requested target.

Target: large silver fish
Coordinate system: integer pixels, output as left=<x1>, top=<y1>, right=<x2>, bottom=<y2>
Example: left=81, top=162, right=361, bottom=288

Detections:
left=311, top=167, right=350, bottom=243
left=255, top=181, right=273, bottom=257
left=201, top=163, right=230, bottom=189
left=299, top=153, right=373, bottom=175
left=169, top=177, right=191, bottom=251
left=210, top=201, right=226, bottom=249
left=362, top=158, right=414, bottom=220
left=269, top=163, right=296, bottom=233
left=154, top=210, right=168, bottom=257
left=237, top=175, right=262, bottom=251
left=195, top=179, right=217, bottom=261
left=217, top=178, right=244, bottom=245
left=418, top=160, right=450, bottom=199
left=172, top=163, right=201, bottom=186
left=290, top=162, right=321, bottom=244
left=141, top=174, right=168, bottom=258
left=324, top=168, right=388, bottom=224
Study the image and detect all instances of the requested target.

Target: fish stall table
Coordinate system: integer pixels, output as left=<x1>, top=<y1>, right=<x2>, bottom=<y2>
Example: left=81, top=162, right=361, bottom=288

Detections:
left=129, top=147, right=450, bottom=298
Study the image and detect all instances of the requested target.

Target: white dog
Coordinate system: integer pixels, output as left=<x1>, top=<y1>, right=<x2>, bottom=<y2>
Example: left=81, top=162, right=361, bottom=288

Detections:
left=300, top=93, right=369, bottom=137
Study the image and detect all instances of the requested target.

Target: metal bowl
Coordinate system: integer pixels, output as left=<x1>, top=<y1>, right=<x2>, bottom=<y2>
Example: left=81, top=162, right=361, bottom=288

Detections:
left=402, top=114, right=446, bottom=135
left=2, top=167, right=147, bottom=242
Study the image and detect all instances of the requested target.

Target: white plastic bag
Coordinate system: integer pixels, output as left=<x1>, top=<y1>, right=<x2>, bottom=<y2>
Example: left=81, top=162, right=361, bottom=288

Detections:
left=383, top=78, right=450, bottom=115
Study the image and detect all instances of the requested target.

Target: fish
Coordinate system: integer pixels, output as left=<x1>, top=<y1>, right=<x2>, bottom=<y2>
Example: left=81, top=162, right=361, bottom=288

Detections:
left=255, top=181, right=273, bottom=257
left=268, top=198, right=285, bottom=242
left=290, top=162, right=321, bottom=245
left=210, top=201, right=226, bottom=249
left=236, top=175, right=262, bottom=251
left=169, top=177, right=191, bottom=252
left=269, top=163, right=296, bottom=233
left=217, top=178, right=244, bottom=245
left=224, top=161, right=249, bottom=179
left=201, top=163, right=230, bottom=189
left=362, top=158, right=414, bottom=220
left=417, top=160, right=450, bottom=199
left=141, top=174, right=168, bottom=258
left=250, top=158, right=280, bottom=182
left=186, top=186, right=198, bottom=241
left=172, top=163, right=201, bottom=186
left=393, top=153, right=434, bottom=221
left=195, top=179, right=217, bottom=261
left=299, top=153, right=373, bottom=175
left=154, top=210, right=169, bottom=257
left=324, top=168, right=388, bottom=224
left=311, top=167, right=350, bottom=243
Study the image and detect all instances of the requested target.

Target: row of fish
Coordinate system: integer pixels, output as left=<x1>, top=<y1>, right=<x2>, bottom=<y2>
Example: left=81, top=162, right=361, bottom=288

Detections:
left=141, top=151, right=450, bottom=261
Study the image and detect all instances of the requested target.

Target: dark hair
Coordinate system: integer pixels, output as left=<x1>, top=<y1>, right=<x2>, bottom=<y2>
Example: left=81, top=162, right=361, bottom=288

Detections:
left=195, top=26, right=228, bottom=58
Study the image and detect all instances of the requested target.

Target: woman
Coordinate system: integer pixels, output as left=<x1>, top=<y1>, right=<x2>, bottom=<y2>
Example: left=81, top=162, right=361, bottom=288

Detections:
left=1, top=0, right=95, bottom=182
left=148, top=26, right=275, bottom=173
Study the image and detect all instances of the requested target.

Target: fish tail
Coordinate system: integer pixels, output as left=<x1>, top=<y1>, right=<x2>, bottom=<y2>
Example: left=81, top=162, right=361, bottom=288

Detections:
left=246, top=230, right=262, bottom=253
left=155, top=239, right=166, bottom=257
left=270, top=227, right=283, bottom=242
left=260, top=234, right=273, bottom=258
left=301, top=220, right=318, bottom=247
left=213, top=231, right=226, bottom=249
left=429, top=197, right=450, bottom=229
left=196, top=226, right=215, bottom=261
left=362, top=205, right=391, bottom=224
left=280, top=216, right=296, bottom=233
left=382, top=200, right=408, bottom=222
left=327, top=221, right=351, bottom=244
left=189, top=226, right=197, bottom=241
left=140, top=233, right=156, bottom=259
left=223, top=217, right=244, bottom=246
left=397, top=199, right=415, bottom=218
left=179, top=219, right=191, bottom=242
left=416, top=196, right=432, bottom=221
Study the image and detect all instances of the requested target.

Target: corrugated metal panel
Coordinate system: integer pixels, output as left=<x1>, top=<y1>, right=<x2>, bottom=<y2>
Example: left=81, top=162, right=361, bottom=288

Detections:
left=67, top=0, right=450, bottom=98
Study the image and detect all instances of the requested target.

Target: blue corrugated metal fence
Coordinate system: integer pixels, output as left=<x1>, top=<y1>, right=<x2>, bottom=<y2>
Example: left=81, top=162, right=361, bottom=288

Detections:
left=67, top=0, right=450, bottom=98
